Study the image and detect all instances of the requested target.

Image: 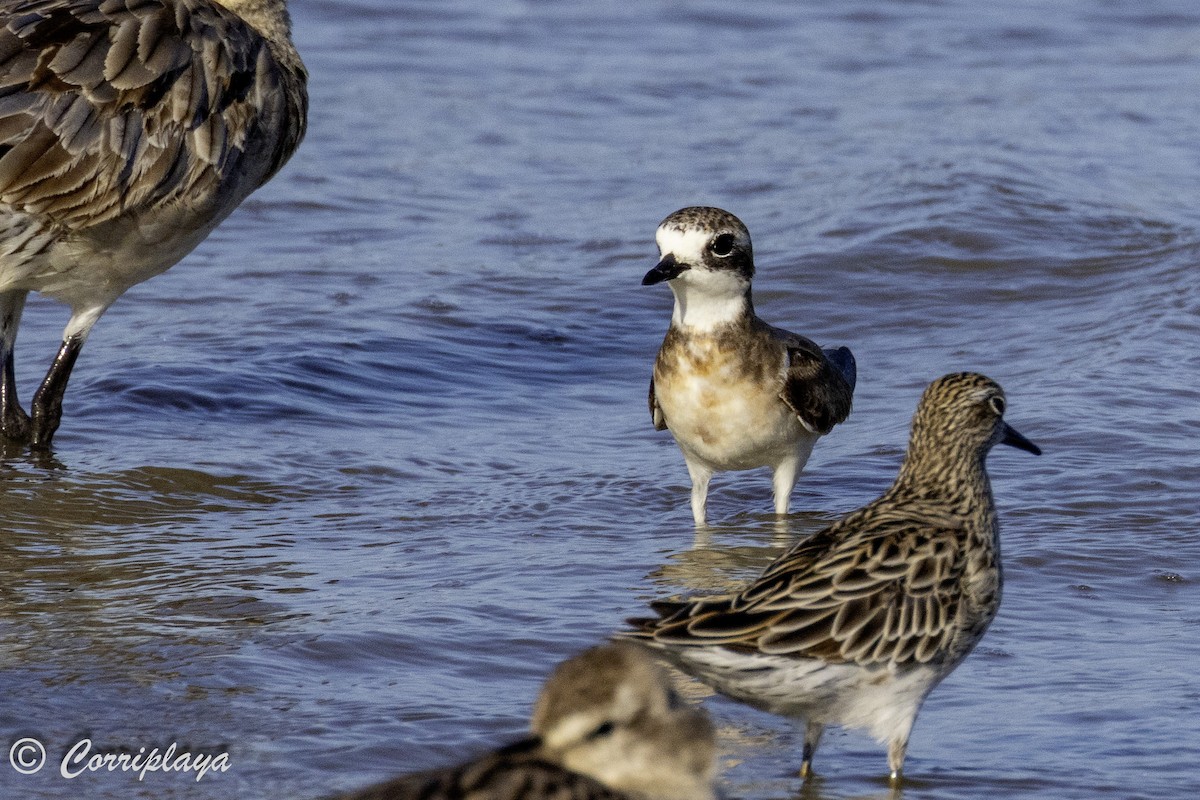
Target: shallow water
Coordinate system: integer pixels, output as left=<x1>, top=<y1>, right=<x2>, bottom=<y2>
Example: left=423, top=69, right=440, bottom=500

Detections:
left=2, top=0, right=1199, bottom=798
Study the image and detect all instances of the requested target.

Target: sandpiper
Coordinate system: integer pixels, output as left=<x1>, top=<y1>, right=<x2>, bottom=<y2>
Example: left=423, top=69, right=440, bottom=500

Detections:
left=331, top=643, right=718, bottom=800
left=0, top=0, right=308, bottom=448
left=624, top=373, right=1040, bottom=783
left=643, top=207, right=856, bottom=525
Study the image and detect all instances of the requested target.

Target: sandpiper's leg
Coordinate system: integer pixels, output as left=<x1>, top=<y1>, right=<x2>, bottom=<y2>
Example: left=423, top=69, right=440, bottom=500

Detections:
left=30, top=334, right=85, bottom=449
left=887, top=736, right=908, bottom=785
left=0, top=290, right=31, bottom=442
left=772, top=457, right=800, bottom=515
left=684, top=460, right=713, bottom=526
left=800, top=720, right=824, bottom=779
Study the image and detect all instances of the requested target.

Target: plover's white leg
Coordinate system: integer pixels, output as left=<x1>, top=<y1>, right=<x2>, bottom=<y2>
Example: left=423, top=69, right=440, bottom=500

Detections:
left=0, top=290, right=30, bottom=441
left=800, top=720, right=824, bottom=779
left=771, top=456, right=802, bottom=516
left=684, top=459, right=713, bottom=526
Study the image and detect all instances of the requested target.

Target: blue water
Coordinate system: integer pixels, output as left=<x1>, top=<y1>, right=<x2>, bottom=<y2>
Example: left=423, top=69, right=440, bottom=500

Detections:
left=1, top=1, right=1198, bottom=798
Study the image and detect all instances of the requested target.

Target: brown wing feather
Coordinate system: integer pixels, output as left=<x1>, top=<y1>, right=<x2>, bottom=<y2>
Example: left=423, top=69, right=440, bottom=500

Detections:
left=640, top=517, right=970, bottom=668
left=648, top=376, right=666, bottom=430
left=778, top=336, right=855, bottom=435
left=0, top=0, right=306, bottom=228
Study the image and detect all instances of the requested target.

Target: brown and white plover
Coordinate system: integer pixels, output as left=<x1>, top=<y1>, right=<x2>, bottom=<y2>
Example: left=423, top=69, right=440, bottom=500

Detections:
left=624, top=373, right=1040, bottom=783
left=331, top=643, right=718, bottom=800
left=643, top=206, right=856, bottom=525
left=0, top=0, right=308, bottom=447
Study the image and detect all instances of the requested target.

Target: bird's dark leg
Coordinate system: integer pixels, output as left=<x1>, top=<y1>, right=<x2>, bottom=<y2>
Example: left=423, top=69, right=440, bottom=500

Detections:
left=800, top=721, right=824, bottom=780
left=29, top=334, right=84, bottom=449
left=1, top=347, right=31, bottom=442
left=0, top=290, right=31, bottom=442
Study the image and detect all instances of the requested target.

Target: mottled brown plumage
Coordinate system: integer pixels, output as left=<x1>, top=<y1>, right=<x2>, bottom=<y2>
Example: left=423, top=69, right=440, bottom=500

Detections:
left=0, top=0, right=307, bottom=446
left=643, top=206, right=855, bottom=524
left=330, top=644, right=717, bottom=800
left=626, top=373, right=1040, bottom=782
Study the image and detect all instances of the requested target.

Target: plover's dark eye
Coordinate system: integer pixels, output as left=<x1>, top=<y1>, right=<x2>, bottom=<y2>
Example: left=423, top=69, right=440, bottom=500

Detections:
left=988, top=396, right=1006, bottom=416
left=710, top=233, right=735, bottom=257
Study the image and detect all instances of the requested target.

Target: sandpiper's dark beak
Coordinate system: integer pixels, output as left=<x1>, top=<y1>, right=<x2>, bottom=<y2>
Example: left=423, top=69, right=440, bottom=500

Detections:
left=642, top=253, right=688, bottom=285
left=1001, top=422, right=1041, bottom=455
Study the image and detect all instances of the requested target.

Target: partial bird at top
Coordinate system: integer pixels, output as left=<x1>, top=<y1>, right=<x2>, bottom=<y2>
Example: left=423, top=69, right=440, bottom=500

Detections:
left=643, top=206, right=856, bottom=525
left=0, top=0, right=308, bottom=448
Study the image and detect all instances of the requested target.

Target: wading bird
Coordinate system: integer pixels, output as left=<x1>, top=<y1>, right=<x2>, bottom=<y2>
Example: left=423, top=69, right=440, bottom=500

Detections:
left=0, top=0, right=307, bottom=447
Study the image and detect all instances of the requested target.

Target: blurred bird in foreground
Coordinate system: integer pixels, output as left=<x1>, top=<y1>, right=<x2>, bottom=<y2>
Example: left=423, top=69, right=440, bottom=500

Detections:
left=330, top=643, right=719, bottom=800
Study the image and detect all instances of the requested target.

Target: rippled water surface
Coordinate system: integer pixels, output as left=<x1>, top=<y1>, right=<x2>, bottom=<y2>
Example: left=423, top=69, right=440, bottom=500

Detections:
left=2, top=0, right=1199, bottom=798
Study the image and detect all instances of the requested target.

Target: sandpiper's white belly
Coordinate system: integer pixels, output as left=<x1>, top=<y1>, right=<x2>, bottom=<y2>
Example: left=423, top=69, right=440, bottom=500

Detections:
left=667, top=646, right=941, bottom=747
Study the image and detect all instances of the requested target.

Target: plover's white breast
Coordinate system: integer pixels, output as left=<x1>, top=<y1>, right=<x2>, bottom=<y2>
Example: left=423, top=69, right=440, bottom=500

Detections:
left=655, top=331, right=814, bottom=471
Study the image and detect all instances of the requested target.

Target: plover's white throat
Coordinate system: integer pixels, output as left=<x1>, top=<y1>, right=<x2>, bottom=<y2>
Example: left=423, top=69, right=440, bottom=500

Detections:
left=0, top=0, right=307, bottom=448
left=643, top=206, right=856, bottom=525
left=624, top=373, right=1041, bottom=783
left=331, top=643, right=718, bottom=800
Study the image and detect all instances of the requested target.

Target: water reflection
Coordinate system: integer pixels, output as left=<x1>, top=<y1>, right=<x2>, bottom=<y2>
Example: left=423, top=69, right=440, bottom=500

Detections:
left=0, top=464, right=311, bottom=679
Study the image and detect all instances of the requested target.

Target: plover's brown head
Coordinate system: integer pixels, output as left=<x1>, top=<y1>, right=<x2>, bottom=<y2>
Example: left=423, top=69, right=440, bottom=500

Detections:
left=644, top=207, right=757, bottom=330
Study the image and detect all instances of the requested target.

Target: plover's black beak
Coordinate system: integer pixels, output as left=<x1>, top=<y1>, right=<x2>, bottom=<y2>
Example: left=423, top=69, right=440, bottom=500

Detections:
left=1001, top=422, right=1041, bottom=455
left=642, top=253, right=688, bottom=285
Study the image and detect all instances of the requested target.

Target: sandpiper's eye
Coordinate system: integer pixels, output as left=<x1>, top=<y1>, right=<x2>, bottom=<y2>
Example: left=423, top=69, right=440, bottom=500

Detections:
left=988, top=396, right=1006, bottom=416
left=587, top=721, right=616, bottom=740
left=710, top=233, right=736, bottom=257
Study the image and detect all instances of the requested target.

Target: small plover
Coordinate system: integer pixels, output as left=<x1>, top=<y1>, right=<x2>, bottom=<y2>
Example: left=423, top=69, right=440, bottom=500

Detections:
left=331, top=643, right=718, bottom=800
left=643, top=207, right=856, bottom=525
left=624, top=373, right=1040, bottom=783
left=0, top=0, right=307, bottom=447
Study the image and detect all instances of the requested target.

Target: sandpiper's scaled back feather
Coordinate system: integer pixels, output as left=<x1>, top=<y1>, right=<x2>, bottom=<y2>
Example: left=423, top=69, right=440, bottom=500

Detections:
left=329, top=643, right=718, bottom=800
left=625, top=373, right=1040, bottom=783
left=643, top=206, right=855, bottom=525
left=0, top=0, right=307, bottom=447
